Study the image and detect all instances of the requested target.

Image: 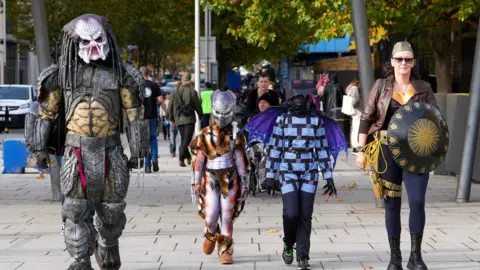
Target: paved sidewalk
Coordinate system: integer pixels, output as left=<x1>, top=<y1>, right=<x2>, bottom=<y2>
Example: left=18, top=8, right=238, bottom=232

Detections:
left=1, top=136, right=480, bottom=270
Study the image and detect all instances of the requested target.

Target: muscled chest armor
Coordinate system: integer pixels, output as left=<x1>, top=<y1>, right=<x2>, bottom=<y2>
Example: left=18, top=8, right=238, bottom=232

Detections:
left=64, top=65, right=122, bottom=137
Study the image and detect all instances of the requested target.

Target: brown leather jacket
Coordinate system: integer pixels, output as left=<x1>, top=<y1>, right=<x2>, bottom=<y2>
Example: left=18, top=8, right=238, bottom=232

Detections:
left=359, top=78, right=438, bottom=135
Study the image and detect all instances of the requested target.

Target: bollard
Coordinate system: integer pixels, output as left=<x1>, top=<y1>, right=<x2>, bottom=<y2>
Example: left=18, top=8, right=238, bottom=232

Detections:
left=4, top=106, right=9, bottom=134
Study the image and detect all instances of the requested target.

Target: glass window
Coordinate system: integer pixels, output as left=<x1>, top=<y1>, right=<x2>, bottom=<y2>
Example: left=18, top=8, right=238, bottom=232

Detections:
left=0, top=86, right=29, bottom=100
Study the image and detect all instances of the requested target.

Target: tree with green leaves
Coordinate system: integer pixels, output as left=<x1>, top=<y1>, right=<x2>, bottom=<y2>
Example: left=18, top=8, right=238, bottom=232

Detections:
left=8, top=0, right=194, bottom=74
left=204, top=0, right=480, bottom=93
left=368, top=0, right=480, bottom=93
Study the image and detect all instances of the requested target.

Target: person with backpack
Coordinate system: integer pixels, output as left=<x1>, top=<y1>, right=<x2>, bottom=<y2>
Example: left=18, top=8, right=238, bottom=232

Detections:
left=167, top=72, right=202, bottom=167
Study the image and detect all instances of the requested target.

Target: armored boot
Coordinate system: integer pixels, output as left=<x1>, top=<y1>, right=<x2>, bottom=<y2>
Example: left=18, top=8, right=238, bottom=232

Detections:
left=62, top=198, right=96, bottom=270
left=67, top=258, right=94, bottom=270
left=407, top=233, right=428, bottom=270
left=203, top=230, right=216, bottom=255
left=94, top=202, right=127, bottom=270
left=94, top=241, right=121, bottom=270
left=216, top=234, right=234, bottom=264
left=387, top=236, right=403, bottom=270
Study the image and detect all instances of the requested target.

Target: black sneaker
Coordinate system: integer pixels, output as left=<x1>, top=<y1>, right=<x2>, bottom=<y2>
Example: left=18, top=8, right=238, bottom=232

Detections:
left=152, top=160, right=159, bottom=172
left=297, top=258, right=310, bottom=270
left=282, top=244, right=294, bottom=265
left=145, top=167, right=152, bottom=173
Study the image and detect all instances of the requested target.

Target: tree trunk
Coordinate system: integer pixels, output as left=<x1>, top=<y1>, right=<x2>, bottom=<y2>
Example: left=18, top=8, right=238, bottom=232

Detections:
left=218, top=60, right=229, bottom=90
left=434, top=51, right=452, bottom=93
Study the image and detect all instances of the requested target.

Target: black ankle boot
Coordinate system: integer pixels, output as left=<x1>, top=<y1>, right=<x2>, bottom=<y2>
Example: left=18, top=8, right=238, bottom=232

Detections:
left=387, top=236, right=403, bottom=270
left=407, top=232, right=428, bottom=270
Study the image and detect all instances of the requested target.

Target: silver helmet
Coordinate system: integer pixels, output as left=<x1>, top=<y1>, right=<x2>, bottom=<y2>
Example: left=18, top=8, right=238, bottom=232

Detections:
left=211, top=89, right=236, bottom=128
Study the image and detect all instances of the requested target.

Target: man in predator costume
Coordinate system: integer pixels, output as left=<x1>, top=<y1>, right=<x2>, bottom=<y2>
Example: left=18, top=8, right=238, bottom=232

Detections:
left=25, top=14, right=149, bottom=270
left=189, top=89, right=249, bottom=264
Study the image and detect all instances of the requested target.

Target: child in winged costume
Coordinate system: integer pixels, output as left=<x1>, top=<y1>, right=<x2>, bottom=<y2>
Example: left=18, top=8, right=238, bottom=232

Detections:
left=189, top=89, right=249, bottom=264
left=242, top=93, right=348, bottom=270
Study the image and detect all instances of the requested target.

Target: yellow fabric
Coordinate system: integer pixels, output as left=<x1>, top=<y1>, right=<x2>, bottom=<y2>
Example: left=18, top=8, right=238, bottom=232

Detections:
left=383, top=180, right=402, bottom=191
left=361, top=134, right=388, bottom=174
left=392, top=88, right=415, bottom=105
left=384, top=190, right=402, bottom=197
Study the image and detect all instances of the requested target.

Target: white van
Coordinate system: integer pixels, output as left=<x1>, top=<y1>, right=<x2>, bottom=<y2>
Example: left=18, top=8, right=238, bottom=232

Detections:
left=0, top=84, right=39, bottom=128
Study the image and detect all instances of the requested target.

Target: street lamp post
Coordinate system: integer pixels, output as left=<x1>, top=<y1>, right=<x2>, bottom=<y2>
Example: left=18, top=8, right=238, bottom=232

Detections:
left=31, top=0, right=62, bottom=201
left=456, top=17, right=480, bottom=203
left=194, top=0, right=201, bottom=132
left=351, top=0, right=383, bottom=208
left=351, top=0, right=375, bottom=101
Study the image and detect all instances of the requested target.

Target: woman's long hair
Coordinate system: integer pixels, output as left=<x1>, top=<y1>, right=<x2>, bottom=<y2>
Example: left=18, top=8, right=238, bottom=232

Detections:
left=347, top=77, right=361, bottom=90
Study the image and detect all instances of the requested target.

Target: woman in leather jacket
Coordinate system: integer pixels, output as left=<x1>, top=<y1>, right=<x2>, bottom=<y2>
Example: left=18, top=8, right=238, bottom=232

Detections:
left=356, top=41, right=437, bottom=270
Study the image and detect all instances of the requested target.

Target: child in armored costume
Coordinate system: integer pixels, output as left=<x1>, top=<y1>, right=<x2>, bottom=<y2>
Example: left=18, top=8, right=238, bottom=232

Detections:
left=25, top=14, right=149, bottom=270
left=189, top=89, right=249, bottom=264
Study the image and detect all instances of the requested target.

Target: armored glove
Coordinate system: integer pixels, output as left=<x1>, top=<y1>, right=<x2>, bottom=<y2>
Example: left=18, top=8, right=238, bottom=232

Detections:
left=322, top=179, right=337, bottom=199
left=127, top=157, right=144, bottom=171
left=35, top=150, right=50, bottom=169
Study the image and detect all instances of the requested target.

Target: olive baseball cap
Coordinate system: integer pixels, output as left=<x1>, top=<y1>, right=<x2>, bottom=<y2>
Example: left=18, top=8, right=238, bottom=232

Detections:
left=392, top=41, right=414, bottom=57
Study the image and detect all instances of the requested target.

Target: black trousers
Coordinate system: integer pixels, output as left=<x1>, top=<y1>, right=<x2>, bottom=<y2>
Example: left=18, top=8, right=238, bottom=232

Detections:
left=282, top=185, right=316, bottom=260
left=379, top=145, right=429, bottom=237
left=177, top=123, right=195, bottom=161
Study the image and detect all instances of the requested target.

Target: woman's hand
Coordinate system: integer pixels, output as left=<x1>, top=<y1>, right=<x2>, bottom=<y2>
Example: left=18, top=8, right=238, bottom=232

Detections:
left=356, top=152, right=366, bottom=169
left=194, top=184, right=200, bottom=194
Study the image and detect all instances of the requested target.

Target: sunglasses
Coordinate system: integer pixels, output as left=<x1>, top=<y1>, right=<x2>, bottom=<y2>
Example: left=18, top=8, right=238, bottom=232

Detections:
left=393, top=57, right=414, bottom=64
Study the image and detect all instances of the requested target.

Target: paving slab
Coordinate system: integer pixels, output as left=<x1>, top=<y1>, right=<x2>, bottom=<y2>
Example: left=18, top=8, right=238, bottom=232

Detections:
left=1, top=133, right=480, bottom=269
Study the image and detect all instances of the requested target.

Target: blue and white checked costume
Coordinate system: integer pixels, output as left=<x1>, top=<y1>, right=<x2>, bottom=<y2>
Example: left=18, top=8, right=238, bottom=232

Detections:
left=265, top=111, right=333, bottom=195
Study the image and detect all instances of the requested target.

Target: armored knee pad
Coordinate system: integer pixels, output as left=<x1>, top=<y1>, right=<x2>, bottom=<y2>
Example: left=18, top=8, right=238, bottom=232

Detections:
left=95, top=201, right=127, bottom=246
left=62, top=197, right=96, bottom=260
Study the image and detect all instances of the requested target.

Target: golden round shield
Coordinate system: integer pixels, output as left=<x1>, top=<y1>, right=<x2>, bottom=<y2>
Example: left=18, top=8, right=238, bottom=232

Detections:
left=387, top=102, right=449, bottom=174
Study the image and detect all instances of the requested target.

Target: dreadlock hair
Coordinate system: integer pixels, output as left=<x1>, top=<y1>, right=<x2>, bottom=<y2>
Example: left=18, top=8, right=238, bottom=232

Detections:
left=58, top=14, right=123, bottom=90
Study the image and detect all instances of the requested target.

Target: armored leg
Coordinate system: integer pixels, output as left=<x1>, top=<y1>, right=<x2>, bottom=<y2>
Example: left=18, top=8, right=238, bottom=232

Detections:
left=94, top=147, right=129, bottom=270
left=94, top=201, right=126, bottom=270
left=60, top=145, right=96, bottom=270
left=62, top=197, right=96, bottom=270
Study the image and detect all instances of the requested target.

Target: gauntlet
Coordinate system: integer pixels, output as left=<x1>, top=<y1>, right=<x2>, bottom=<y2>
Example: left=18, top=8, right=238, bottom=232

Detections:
left=125, top=107, right=150, bottom=159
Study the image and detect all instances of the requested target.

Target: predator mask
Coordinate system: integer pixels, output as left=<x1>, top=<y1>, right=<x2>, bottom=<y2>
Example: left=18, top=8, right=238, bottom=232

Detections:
left=64, top=14, right=110, bottom=64
left=211, top=89, right=236, bottom=129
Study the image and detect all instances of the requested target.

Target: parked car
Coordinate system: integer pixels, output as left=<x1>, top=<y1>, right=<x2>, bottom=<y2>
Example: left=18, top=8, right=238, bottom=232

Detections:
left=161, top=82, right=175, bottom=95
left=0, top=85, right=39, bottom=128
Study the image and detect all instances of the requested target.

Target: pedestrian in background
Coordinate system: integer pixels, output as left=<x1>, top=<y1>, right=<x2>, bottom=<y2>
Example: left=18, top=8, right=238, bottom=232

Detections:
left=140, top=66, right=164, bottom=173
left=167, top=72, right=202, bottom=167
left=345, top=78, right=363, bottom=153
left=200, top=82, right=214, bottom=129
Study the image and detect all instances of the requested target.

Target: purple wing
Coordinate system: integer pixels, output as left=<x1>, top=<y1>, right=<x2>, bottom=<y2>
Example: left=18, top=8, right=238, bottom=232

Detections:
left=316, top=111, right=349, bottom=168
left=240, top=105, right=288, bottom=149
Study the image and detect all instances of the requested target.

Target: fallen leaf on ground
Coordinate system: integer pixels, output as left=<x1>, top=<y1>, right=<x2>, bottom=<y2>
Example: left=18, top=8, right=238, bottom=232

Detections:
left=347, top=183, right=357, bottom=189
left=341, top=183, right=357, bottom=189
left=336, top=197, right=343, bottom=201
left=363, top=266, right=374, bottom=269
left=267, top=229, right=279, bottom=233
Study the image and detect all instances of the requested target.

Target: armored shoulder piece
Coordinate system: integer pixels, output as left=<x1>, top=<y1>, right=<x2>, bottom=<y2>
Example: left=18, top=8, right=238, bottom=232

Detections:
left=37, top=64, right=59, bottom=93
left=25, top=64, right=60, bottom=152
left=122, top=63, right=145, bottom=100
